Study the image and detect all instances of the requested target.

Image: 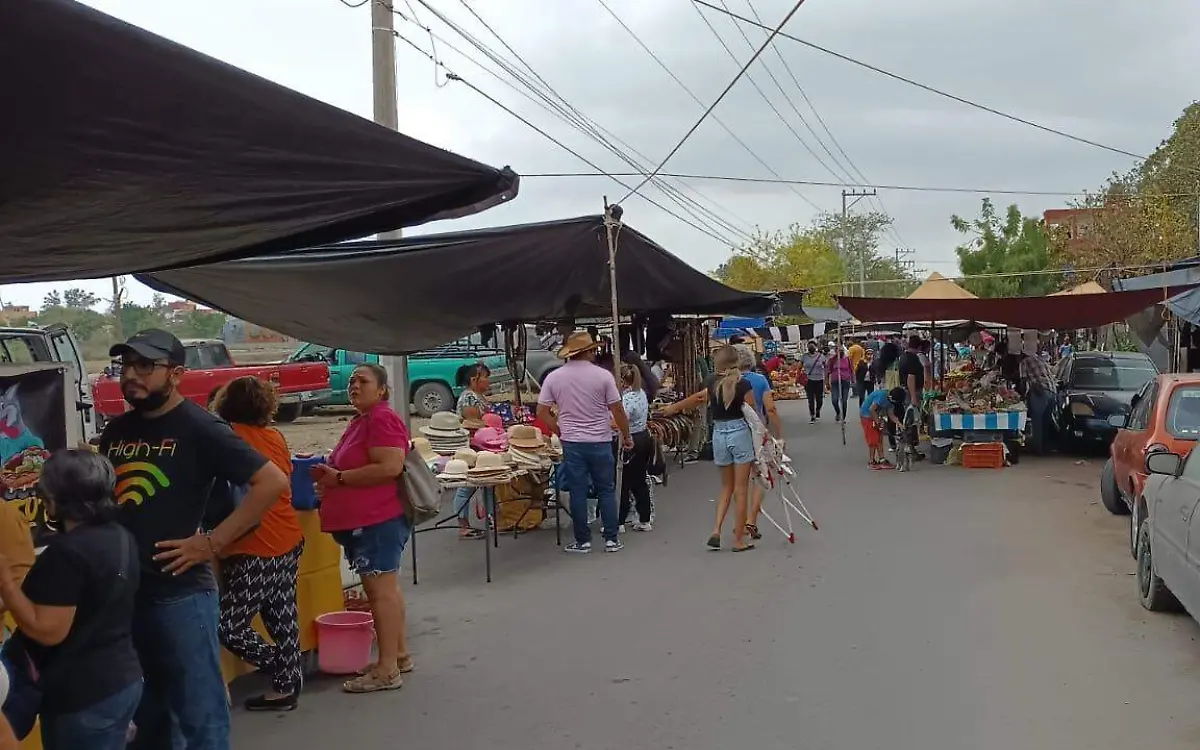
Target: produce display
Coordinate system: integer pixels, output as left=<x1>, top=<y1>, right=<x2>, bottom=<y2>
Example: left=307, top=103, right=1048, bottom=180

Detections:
left=934, top=365, right=1025, bottom=414
left=768, top=369, right=804, bottom=401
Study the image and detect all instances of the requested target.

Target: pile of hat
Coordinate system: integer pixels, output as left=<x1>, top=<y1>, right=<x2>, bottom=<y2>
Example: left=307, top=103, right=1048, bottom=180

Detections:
left=419, top=412, right=470, bottom=455
left=467, top=452, right=513, bottom=486
left=506, top=425, right=554, bottom=471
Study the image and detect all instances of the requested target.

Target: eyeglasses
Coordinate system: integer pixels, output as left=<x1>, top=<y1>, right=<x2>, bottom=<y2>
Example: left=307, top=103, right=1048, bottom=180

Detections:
left=112, top=359, right=170, bottom=376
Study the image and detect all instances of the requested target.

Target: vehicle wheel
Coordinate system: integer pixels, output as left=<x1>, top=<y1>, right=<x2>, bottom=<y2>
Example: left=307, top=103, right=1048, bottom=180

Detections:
left=1136, top=519, right=1182, bottom=612
left=412, top=382, right=453, bottom=418
left=1100, top=459, right=1128, bottom=516
left=276, top=402, right=302, bottom=423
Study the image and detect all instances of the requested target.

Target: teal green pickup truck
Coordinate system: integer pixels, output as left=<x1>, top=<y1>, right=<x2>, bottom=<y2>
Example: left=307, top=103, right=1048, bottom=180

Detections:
left=288, top=342, right=512, bottom=418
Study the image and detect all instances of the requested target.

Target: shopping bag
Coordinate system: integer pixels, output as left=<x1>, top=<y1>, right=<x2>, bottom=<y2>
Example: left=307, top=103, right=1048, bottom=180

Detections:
left=399, top=444, right=443, bottom=526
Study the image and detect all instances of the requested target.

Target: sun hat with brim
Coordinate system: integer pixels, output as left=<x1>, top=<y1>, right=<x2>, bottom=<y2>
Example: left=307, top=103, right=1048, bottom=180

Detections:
left=420, top=425, right=469, bottom=439
left=436, top=459, right=470, bottom=480
left=462, top=417, right=487, bottom=431
left=556, top=331, right=598, bottom=360
left=507, top=425, right=545, bottom=450
left=453, top=448, right=478, bottom=467
left=411, top=437, right=437, bottom=463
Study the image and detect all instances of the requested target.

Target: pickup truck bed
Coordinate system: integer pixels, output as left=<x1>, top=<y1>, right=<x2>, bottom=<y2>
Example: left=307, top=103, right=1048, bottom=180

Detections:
left=92, top=339, right=330, bottom=426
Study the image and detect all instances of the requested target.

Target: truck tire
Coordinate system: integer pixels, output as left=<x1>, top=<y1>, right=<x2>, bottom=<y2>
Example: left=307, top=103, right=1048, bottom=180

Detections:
left=276, top=402, right=302, bottom=423
left=412, top=382, right=453, bottom=418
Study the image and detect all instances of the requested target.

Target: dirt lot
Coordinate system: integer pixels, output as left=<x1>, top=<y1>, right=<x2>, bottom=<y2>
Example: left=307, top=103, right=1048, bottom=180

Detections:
left=275, top=408, right=433, bottom=454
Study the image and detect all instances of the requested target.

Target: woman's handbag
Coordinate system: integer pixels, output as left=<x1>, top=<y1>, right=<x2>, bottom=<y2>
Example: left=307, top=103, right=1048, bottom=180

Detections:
left=399, top=444, right=443, bottom=526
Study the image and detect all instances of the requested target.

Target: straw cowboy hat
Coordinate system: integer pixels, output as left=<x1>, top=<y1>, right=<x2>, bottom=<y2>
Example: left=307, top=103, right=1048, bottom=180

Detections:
left=436, top=459, right=470, bottom=481
left=420, top=411, right=467, bottom=437
left=411, top=437, right=437, bottom=463
left=557, top=331, right=598, bottom=359
left=508, top=425, right=545, bottom=450
left=453, top=448, right=478, bottom=468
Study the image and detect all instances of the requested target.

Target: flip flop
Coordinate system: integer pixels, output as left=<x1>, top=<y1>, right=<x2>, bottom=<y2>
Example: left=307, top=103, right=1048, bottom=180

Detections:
left=706, top=535, right=721, bottom=550
left=732, top=543, right=756, bottom=552
left=458, top=528, right=486, bottom=540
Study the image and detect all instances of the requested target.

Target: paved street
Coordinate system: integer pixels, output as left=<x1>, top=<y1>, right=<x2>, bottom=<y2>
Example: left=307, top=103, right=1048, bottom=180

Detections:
left=236, top=401, right=1200, bottom=750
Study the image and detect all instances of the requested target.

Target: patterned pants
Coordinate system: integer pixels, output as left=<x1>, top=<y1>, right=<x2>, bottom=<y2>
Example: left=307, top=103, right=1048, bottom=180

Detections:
left=218, top=542, right=304, bottom=695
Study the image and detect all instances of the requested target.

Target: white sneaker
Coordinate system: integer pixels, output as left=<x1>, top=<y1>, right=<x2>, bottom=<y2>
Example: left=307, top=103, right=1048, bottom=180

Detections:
left=632, top=522, right=653, bottom=532
left=618, top=524, right=626, bottom=534
left=605, top=539, right=624, bottom=553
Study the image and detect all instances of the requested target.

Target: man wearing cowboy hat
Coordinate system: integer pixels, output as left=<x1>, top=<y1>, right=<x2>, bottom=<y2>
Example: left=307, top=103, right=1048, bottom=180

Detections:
left=537, top=331, right=633, bottom=554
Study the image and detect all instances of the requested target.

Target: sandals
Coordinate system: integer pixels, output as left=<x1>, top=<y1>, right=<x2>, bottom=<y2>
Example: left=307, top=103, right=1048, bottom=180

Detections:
left=732, top=543, right=756, bottom=553
left=744, top=524, right=762, bottom=540
left=706, top=534, right=721, bottom=550
left=357, top=655, right=415, bottom=676
left=343, top=670, right=403, bottom=693
left=458, top=528, right=486, bottom=540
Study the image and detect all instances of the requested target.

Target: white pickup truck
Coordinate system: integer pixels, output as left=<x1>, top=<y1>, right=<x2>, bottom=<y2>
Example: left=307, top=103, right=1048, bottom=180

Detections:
left=0, top=324, right=96, bottom=444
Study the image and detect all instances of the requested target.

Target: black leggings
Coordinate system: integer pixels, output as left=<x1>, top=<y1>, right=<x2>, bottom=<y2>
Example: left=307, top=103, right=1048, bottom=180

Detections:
left=619, top=430, right=653, bottom=524
left=805, top=379, right=825, bottom=417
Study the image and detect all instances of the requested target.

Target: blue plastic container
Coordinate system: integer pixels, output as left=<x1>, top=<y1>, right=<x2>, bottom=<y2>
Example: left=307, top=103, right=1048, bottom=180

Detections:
left=291, top=453, right=326, bottom=510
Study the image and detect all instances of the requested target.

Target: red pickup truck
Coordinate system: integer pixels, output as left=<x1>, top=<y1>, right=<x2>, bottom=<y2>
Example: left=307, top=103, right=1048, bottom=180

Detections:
left=91, top=338, right=331, bottom=427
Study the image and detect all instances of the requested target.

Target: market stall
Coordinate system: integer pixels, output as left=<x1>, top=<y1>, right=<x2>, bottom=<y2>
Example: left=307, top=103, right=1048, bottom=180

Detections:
left=2, top=0, right=523, bottom=743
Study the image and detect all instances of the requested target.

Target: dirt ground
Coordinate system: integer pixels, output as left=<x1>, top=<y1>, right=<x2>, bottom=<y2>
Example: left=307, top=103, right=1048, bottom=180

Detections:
left=275, top=408, right=432, bottom=454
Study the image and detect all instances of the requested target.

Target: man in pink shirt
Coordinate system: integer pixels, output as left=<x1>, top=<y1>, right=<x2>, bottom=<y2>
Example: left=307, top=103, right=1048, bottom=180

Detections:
left=537, top=332, right=633, bottom=553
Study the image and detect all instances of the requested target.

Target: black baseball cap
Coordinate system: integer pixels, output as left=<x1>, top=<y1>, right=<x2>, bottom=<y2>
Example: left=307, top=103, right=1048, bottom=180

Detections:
left=109, top=329, right=186, bottom=366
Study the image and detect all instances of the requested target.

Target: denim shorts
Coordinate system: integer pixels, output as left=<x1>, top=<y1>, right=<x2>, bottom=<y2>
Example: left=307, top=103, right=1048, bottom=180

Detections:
left=712, top=419, right=755, bottom=467
left=332, top=515, right=412, bottom=576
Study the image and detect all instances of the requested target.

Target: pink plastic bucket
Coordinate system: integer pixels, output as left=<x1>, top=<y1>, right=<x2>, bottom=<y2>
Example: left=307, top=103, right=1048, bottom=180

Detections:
left=315, top=611, right=375, bottom=675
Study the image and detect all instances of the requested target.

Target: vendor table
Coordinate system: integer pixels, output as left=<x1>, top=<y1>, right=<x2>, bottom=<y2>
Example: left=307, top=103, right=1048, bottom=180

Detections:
left=409, top=467, right=564, bottom=584
left=932, top=409, right=1027, bottom=433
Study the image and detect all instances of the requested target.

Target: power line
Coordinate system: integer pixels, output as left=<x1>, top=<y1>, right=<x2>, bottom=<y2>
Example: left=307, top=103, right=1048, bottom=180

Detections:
left=619, top=0, right=811, bottom=203
left=692, top=0, right=1152, bottom=164
left=395, top=1, right=752, bottom=242
left=592, top=0, right=823, bottom=212
left=520, top=171, right=1200, bottom=198
left=409, top=0, right=755, bottom=241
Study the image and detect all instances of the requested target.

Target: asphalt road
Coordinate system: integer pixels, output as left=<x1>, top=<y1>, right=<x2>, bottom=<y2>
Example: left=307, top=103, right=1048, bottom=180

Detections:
left=235, top=400, right=1200, bottom=750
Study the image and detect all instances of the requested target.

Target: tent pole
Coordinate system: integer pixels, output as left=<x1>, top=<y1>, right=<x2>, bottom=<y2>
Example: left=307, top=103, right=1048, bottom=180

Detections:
left=604, top=199, right=625, bottom=514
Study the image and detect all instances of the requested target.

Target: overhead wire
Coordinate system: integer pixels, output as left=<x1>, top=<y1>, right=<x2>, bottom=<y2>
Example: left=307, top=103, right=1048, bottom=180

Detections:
left=692, top=0, right=1155, bottom=164
left=731, top=0, right=908, bottom=250
left=619, top=0, right=812, bottom=203
left=385, top=29, right=741, bottom=245
left=592, top=0, right=824, bottom=213
left=407, top=0, right=756, bottom=242
left=687, top=1, right=850, bottom=190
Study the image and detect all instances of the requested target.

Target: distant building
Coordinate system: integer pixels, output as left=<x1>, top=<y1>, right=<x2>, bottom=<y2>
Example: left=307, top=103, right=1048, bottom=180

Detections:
left=1043, top=208, right=1101, bottom=253
left=222, top=318, right=294, bottom=345
left=0, top=305, right=35, bottom=326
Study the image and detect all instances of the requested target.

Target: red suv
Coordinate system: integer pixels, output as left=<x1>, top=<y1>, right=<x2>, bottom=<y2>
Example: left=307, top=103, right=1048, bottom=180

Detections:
left=1104, top=374, right=1200, bottom=557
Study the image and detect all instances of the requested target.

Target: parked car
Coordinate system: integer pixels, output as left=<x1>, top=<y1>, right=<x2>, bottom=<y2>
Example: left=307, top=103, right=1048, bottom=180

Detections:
left=0, top=324, right=96, bottom=442
left=288, top=340, right=514, bottom=418
left=1133, top=449, right=1200, bottom=617
left=1103, top=374, right=1200, bottom=557
left=92, top=338, right=331, bottom=426
left=1052, top=351, right=1158, bottom=450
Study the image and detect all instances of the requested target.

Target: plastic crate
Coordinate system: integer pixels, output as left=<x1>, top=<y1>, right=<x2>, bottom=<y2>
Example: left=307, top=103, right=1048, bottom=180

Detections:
left=962, top=442, right=1005, bottom=469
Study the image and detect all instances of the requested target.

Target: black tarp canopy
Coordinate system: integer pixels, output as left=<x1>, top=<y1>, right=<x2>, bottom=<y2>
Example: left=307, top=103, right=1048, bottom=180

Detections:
left=140, top=216, right=778, bottom=353
left=0, top=0, right=518, bottom=284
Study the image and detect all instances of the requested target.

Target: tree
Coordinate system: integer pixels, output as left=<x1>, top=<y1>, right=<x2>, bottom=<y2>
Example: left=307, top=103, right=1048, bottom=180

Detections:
left=952, top=199, right=1055, bottom=297
left=714, top=225, right=846, bottom=306
left=42, top=291, right=61, bottom=309
left=62, top=288, right=100, bottom=310
left=173, top=310, right=227, bottom=339
left=811, top=211, right=919, bottom=297
left=119, top=302, right=168, bottom=338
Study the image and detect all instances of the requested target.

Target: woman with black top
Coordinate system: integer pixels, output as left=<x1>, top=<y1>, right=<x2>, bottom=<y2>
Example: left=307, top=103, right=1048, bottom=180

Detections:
left=657, top=346, right=758, bottom=552
left=0, top=450, right=140, bottom=750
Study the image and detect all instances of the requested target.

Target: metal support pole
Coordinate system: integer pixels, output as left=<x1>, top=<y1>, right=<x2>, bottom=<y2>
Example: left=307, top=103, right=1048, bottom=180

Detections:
left=372, top=0, right=410, bottom=425
left=604, top=200, right=625, bottom=500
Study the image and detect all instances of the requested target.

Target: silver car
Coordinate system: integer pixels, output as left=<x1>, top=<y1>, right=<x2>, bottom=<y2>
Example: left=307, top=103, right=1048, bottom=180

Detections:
left=1137, top=450, right=1200, bottom=615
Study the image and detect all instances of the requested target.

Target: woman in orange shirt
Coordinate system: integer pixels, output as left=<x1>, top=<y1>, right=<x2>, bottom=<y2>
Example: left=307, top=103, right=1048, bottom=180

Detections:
left=211, top=377, right=305, bottom=712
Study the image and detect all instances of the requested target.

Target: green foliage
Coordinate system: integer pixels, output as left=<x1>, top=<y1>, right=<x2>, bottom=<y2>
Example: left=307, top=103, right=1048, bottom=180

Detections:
left=952, top=199, right=1055, bottom=297
left=714, top=210, right=919, bottom=303
left=32, top=286, right=227, bottom=353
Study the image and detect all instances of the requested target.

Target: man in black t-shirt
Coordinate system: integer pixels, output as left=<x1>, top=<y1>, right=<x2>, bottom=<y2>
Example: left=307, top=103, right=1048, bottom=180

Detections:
left=897, top=335, right=925, bottom=407
left=99, top=329, right=288, bottom=750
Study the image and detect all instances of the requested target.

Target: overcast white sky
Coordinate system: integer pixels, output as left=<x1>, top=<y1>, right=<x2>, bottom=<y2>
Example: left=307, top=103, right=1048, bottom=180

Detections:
left=5, top=0, right=1197, bottom=310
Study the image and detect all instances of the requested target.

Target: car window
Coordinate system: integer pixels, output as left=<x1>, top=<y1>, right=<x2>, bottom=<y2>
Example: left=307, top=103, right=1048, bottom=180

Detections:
left=1127, top=381, right=1157, bottom=430
left=1165, top=386, right=1200, bottom=440
left=1069, top=359, right=1157, bottom=391
left=344, top=351, right=369, bottom=365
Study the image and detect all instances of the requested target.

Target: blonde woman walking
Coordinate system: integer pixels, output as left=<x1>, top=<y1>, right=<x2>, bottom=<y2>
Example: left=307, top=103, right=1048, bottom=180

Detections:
left=657, top=345, right=757, bottom=552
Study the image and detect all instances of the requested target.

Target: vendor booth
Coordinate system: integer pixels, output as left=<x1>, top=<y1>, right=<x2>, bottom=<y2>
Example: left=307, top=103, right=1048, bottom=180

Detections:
left=2, top=0, right=521, bottom=745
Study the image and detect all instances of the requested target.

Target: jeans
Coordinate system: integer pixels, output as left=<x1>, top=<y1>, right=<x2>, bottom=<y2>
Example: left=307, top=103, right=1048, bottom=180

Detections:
left=829, top=378, right=852, bottom=418
left=1026, top=386, right=1051, bottom=455
left=453, top=486, right=475, bottom=522
left=805, top=379, right=825, bottom=417
left=42, top=680, right=142, bottom=750
left=618, top=431, right=653, bottom=524
left=562, top=440, right=618, bottom=544
left=130, top=589, right=229, bottom=750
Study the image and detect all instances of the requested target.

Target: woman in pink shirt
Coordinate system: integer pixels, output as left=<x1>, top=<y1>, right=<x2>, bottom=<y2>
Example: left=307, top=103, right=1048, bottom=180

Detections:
left=313, top=364, right=412, bottom=694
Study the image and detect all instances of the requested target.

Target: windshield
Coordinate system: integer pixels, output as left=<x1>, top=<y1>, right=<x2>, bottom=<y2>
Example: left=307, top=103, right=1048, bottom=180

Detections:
left=1167, top=386, right=1200, bottom=439
left=1069, top=360, right=1156, bottom=391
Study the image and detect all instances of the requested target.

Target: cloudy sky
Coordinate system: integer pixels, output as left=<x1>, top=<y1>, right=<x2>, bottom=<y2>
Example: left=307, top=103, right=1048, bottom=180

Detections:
left=5, top=0, right=1197, bottom=309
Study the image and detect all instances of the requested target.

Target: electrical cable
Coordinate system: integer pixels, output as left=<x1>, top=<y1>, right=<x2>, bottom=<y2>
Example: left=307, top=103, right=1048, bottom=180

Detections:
left=409, top=0, right=755, bottom=241
left=692, top=0, right=1153, bottom=163
left=518, top=171, right=1200, bottom=198
left=619, top=0, right=811, bottom=203
left=390, top=33, right=740, bottom=245
left=592, top=0, right=823, bottom=212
